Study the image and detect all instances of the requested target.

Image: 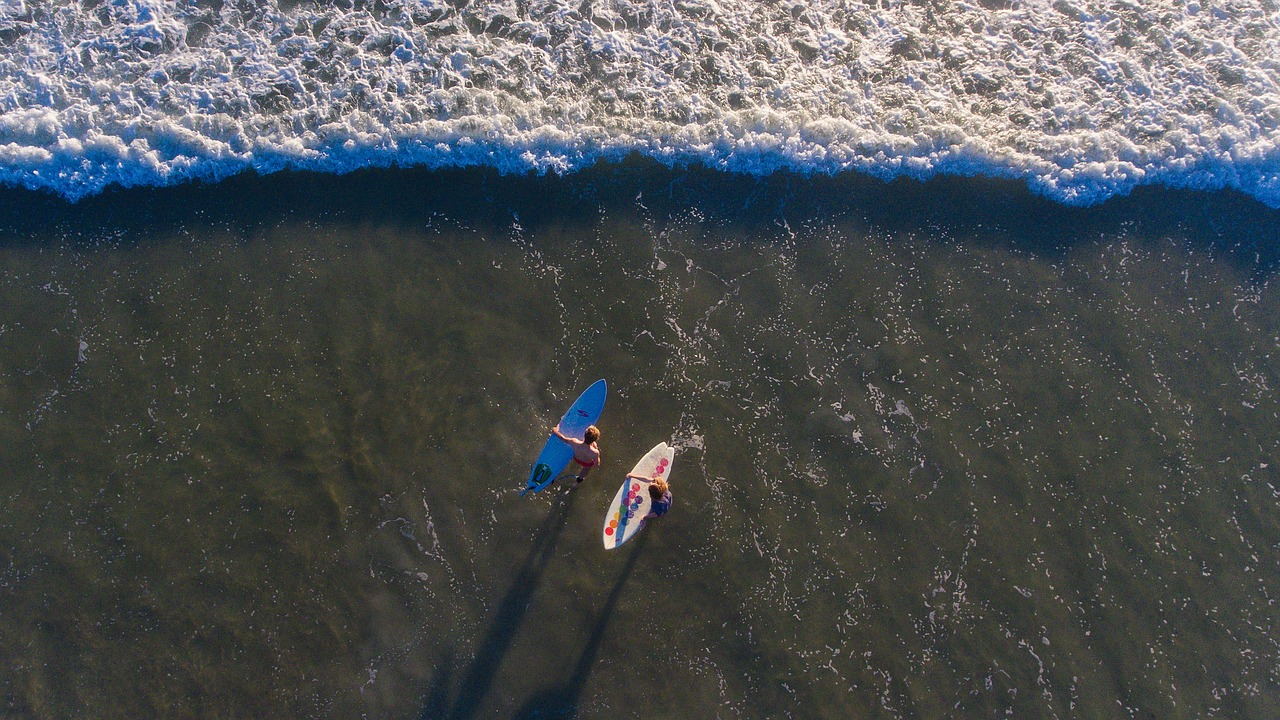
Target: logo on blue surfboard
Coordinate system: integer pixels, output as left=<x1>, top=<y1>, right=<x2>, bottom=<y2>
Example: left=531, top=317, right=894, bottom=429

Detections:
left=531, top=463, right=552, bottom=488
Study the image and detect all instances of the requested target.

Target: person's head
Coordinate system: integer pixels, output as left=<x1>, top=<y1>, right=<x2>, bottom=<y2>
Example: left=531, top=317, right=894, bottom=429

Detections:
left=584, top=425, right=600, bottom=443
left=649, top=477, right=668, bottom=499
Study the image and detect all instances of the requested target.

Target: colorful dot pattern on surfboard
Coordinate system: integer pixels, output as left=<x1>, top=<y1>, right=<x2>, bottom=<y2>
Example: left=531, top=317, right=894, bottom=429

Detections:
left=603, top=482, right=645, bottom=537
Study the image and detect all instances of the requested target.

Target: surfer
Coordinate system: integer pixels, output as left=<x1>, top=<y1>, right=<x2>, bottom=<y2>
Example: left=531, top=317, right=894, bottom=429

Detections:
left=552, top=423, right=600, bottom=483
left=625, top=473, right=672, bottom=521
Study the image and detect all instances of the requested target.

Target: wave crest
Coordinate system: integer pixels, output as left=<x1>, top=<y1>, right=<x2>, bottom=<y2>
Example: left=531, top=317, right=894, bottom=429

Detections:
left=1, top=0, right=1278, bottom=204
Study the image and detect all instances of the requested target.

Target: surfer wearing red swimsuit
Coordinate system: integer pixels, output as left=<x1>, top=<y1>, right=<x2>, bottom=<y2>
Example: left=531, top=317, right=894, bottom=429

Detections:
left=552, top=423, right=600, bottom=483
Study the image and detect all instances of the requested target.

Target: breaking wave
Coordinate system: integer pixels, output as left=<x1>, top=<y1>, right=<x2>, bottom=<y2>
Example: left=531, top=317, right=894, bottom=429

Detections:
left=1, top=0, right=1278, bottom=205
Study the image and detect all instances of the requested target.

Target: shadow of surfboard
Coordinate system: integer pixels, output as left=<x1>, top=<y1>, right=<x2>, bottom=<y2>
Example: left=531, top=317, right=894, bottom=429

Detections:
left=421, top=491, right=578, bottom=720
left=509, top=531, right=649, bottom=719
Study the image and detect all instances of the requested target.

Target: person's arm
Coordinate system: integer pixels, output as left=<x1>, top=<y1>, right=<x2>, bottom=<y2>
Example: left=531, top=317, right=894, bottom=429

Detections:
left=626, top=472, right=657, bottom=481
left=552, top=425, right=582, bottom=446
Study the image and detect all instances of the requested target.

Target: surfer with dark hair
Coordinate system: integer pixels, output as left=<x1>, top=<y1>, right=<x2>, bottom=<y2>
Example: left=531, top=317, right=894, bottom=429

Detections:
left=552, top=423, right=601, bottom=483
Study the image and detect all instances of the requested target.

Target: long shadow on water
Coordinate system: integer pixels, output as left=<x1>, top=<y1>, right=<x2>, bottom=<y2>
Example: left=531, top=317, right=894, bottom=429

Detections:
left=421, top=490, right=579, bottom=720
left=512, top=531, right=650, bottom=719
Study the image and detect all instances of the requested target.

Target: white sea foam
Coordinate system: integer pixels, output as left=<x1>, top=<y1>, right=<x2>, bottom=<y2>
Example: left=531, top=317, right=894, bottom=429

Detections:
left=0, top=0, right=1277, bottom=204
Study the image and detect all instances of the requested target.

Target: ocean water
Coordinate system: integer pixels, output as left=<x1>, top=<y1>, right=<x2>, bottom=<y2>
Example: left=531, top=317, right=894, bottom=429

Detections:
left=2, top=0, right=1280, bottom=718
left=0, top=164, right=1278, bottom=718
left=0, top=0, right=1278, bottom=205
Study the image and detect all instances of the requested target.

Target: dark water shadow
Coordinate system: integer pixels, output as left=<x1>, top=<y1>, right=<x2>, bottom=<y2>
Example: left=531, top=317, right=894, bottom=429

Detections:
left=421, top=490, right=578, bottom=720
left=511, top=531, right=650, bottom=720
left=2, top=155, right=1278, bottom=280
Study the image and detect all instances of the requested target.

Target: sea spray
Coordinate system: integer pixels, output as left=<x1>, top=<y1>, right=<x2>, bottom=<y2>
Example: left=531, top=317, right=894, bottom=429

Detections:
left=0, top=0, right=1277, bottom=204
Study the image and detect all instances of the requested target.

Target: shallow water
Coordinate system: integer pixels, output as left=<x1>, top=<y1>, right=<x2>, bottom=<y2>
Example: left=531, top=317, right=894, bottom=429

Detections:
left=0, top=164, right=1278, bottom=718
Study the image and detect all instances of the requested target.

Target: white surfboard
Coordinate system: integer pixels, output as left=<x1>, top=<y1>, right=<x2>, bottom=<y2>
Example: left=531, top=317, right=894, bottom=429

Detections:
left=603, top=442, right=674, bottom=549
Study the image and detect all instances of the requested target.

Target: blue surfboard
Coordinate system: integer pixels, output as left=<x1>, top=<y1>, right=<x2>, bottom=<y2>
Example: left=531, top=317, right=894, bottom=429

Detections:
left=522, top=379, right=607, bottom=495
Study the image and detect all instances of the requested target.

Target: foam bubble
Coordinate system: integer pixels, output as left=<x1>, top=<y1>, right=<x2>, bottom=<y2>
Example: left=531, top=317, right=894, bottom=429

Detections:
left=0, top=0, right=1276, bottom=205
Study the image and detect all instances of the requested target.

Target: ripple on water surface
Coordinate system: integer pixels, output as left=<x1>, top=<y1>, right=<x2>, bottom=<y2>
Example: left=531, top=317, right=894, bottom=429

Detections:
left=0, top=167, right=1277, bottom=718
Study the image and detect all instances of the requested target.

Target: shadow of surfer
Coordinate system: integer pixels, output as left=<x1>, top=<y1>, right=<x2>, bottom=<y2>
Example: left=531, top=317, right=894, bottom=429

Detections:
left=420, top=491, right=578, bottom=720
left=510, top=531, right=650, bottom=720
